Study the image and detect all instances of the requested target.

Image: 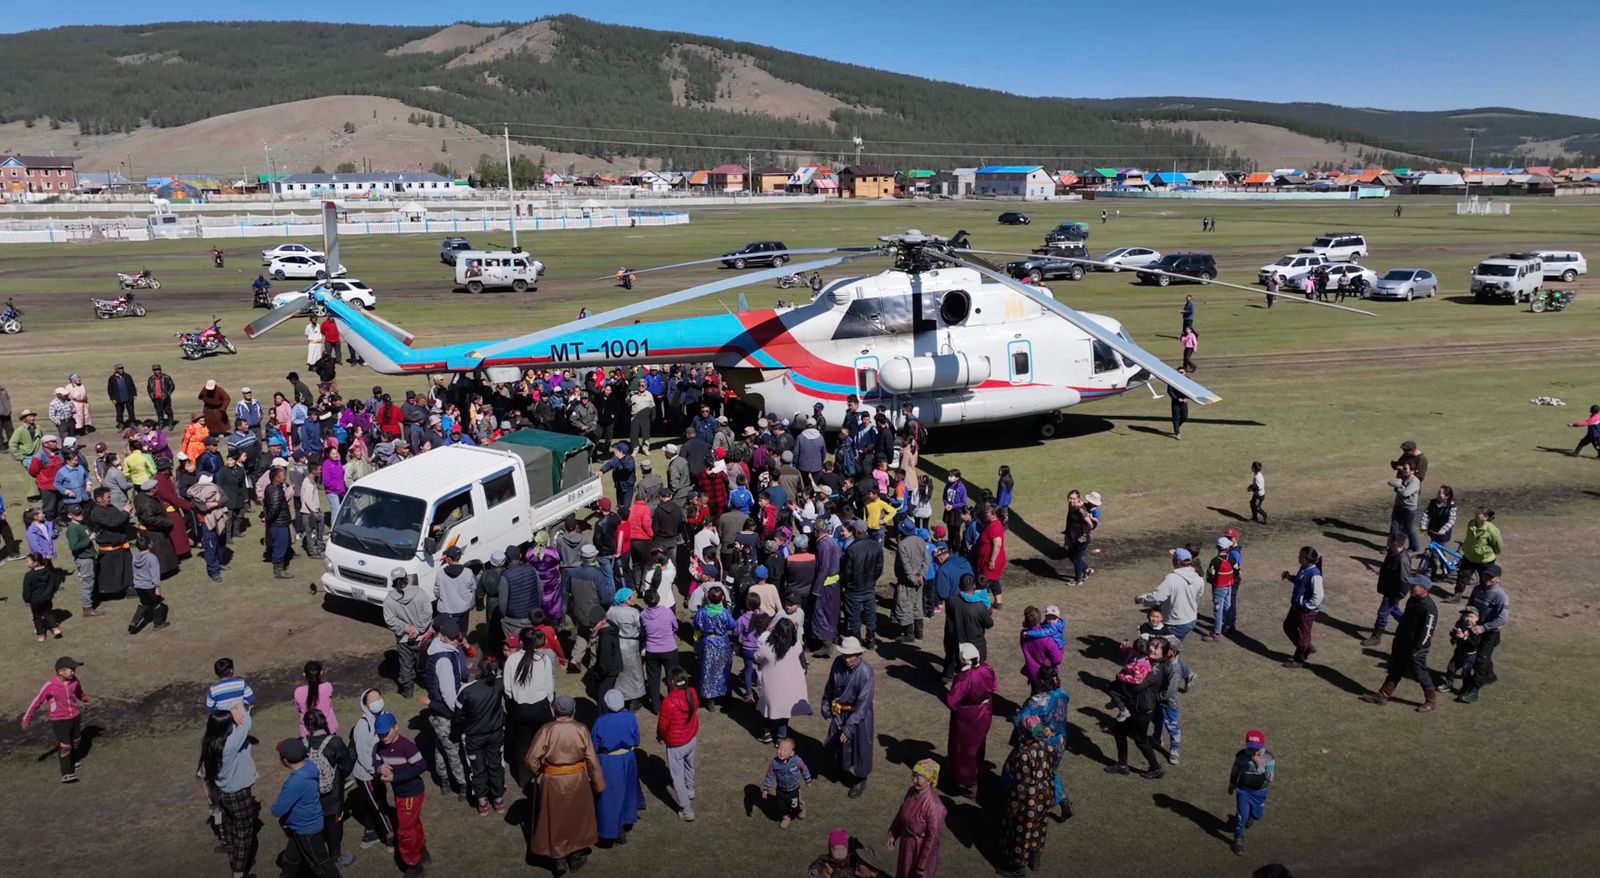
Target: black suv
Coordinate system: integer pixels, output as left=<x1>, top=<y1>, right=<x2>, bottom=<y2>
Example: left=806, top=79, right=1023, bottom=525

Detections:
left=1006, top=243, right=1090, bottom=282
left=1044, top=221, right=1090, bottom=244
left=1137, top=253, right=1217, bottom=286
left=998, top=211, right=1030, bottom=225
left=721, top=241, right=790, bottom=269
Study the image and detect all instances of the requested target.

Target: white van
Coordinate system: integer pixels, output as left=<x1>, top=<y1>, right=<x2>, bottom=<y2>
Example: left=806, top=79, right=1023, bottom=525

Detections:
left=1471, top=254, right=1543, bottom=303
left=320, top=430, right=600, bottom=605
left=1534, top=250, right=1587, bottom=283
left=454, top=250, right=546, bottom=294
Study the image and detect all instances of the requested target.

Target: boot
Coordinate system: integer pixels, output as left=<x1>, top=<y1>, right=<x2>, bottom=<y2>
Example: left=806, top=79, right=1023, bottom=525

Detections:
left=273, top=562, right=293, bottom=580
left=1415, top=687, right=1438, bottom=712
left=913, top=619, right=924, bottom=641
left=1362, top=680, right=1396, bottom=705
left=1359, top=628, right=1384, bottom=648
left=151, top=602, right=171, bottom=629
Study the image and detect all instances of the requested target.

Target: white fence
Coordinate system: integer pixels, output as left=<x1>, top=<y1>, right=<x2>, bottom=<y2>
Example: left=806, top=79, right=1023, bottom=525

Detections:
left=0, top=191, right=827, bottom=215
left=1096, top=186, right=1390, bottom=201
left=1456, top=197, right=1511, bottom=216
left=0, top=209, right=691, bottom=245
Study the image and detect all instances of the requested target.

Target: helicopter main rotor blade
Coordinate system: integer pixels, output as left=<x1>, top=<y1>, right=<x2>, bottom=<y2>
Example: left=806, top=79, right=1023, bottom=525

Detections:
left=243, top=296, right=310, bottom=340
left=958, top=249, right=1377, bottom=317
left=478, top=250, right=883, bottom=361
left=938, top=251, right=1222, bottom=405
left=592, top=246, right=878, bottom=280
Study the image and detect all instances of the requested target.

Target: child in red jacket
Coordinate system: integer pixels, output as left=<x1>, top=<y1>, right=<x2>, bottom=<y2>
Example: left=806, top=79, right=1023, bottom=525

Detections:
left=22, top=656, right=88, bottom=782
left=656, top=668, right=700, bottom=821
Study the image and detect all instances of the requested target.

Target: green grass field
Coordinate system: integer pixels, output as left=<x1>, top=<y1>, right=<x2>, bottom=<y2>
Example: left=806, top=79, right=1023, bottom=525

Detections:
left=1, top=197, right=1597, bottom=877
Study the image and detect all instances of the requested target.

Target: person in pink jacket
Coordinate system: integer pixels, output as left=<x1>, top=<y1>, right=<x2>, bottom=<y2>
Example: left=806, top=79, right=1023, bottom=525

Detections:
left=22, top=656, right=89, bottom=783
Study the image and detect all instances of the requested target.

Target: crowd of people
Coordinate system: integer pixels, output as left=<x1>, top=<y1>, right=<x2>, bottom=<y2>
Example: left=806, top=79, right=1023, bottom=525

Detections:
left=7, top=350, right=1516, bottom=877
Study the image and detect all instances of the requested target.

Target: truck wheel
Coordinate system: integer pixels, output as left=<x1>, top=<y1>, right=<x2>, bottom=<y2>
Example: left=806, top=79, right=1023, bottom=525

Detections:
left=733, top=258, right=747, bottom=270
left=1197, top=271, right=1212, bottom=284
left=774, top=255, right=788, bottom=266
left=512, top=279, right=528, bottom=292
left=1157, top=274, right=1171, bottom=287
left=1029, top=268, right=1043, bottom=283
left=467, top=280, right=484, bottom=294
left=1069, top=266, right=1085, bottom=281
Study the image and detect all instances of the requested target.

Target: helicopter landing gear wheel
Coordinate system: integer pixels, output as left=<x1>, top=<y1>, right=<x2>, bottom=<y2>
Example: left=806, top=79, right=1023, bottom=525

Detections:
left=1035, top=412, right=1063, bottom=440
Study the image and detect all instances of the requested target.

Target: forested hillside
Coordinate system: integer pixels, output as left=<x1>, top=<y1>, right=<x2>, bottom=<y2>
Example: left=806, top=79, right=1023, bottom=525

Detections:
left=0, top=16, right=1592, bottom=169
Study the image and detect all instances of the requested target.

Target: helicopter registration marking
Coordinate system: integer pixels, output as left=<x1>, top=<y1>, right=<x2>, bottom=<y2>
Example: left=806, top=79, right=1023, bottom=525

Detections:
left=548, top=338, right=652, bottom=362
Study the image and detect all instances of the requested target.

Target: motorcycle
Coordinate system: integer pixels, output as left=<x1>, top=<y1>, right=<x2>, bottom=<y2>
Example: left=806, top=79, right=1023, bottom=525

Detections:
left=91, top=292, right=147, bottom=319
left=0, top=298, right=22, bottom=333
left=615, top=268, right=636, bottom=290
left=177, top=318, right=236, bottom=359
left=252, top=282, right=273, bottom=309
left=1530, top=289, right=1575, bottom=313
left=776, top=271, right=824, bottom=292
left=212, top=249, right=225, bottom=269
left=117, top=271, right=161, bottom=291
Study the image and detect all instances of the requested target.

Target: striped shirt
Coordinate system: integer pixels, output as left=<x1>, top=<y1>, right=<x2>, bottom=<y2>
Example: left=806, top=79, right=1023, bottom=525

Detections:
left=376, top=734, right=428, bottom=797
left=206, top=676, right=256, bottom=713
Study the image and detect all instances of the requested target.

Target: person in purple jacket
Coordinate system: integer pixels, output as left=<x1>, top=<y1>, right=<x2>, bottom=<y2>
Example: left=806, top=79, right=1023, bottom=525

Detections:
left=942, top=470, right=969, bottom=539
left=1019, top=606, right=1064, bottom=682
left=528, top=532, right=564, bottom=622
left=320, top=447, right=348, bottom=525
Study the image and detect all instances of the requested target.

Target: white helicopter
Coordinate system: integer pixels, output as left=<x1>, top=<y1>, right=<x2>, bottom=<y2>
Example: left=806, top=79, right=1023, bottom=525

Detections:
left=247, top=227, right=1369, bottom=438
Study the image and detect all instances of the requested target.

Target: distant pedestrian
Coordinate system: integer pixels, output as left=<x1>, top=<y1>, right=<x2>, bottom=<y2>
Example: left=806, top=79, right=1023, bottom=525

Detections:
left=1449, top=509, right=1502, bottom=602
left=1457, top=565, right=1509, bottom=704
left=1279, top=547, right=1323, bottom=668
left=1180, top=326, right=1198, bottom=371
left=374, top=713, right=430, bottom=877
left=202, top=702, right=260, bottom=878
left=1169, top=370, right=1191, bottom=439
left=22, top=655, right=88, bottom=782
left=1264, top=273, right=1279, bottom=309
left=1362, top=574, right=1440, bottom=712
left=760, top=736, right=813, bottom=829
left=1227, top=729, right=1274, bottom=856
left=655, top=668, right=700, bottom=821
left=1181, top=295, right=1195, bottom=333
left=1248, top=461, right=1266, bottom=523
left=22, top=552, right=64, bottom=642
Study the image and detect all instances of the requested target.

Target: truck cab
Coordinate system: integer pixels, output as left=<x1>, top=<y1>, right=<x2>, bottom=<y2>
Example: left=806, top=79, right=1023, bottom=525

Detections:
left=321, top=430, right=600, bottom=605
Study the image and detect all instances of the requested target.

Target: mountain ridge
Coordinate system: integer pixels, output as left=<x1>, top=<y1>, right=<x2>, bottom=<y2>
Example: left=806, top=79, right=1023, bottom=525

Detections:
left=1, top=16, right=1594, bottom=171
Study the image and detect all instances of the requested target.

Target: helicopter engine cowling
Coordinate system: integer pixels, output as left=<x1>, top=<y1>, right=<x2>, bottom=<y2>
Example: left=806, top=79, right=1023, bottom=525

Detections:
left=878, top=353, right=991, bottom=394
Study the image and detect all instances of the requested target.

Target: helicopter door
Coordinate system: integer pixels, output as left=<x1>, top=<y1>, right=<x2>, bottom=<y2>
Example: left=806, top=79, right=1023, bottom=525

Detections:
left=854, top=356, right=881, bottom=402
left=1007, top=340, right=1033, bottom=385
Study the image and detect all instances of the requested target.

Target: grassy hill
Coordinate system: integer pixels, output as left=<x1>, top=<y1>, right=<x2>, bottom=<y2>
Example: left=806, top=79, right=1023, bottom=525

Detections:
left=1, top=16, right=1594, bottom=172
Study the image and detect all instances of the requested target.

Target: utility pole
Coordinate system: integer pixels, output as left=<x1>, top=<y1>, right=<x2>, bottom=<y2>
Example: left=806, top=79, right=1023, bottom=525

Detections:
left=263, top=143, right=278, bottom=218
left=1463, top=127, right=1482, bottom=206
left=504, top=124, right=519, bottom=250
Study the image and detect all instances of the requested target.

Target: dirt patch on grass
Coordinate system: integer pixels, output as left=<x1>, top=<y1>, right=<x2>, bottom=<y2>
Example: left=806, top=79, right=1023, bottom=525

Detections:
left=662, top=43, right=880, bottom=126
left=1157, top=119, right=1437, bottom=169
left=387, top=23, right=506, bottom=57
left=114, top=50, right=182, bottom=66
left=445, top=20, right=559, bottom=69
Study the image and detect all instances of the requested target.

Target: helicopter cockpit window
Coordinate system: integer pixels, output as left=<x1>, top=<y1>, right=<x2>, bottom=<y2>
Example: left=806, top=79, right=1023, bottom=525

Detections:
left=857, top=367, right=880, bottom=394
left=1091, top=340, right=1120, bottom=374
left=938, top=290, right=971, bottom=325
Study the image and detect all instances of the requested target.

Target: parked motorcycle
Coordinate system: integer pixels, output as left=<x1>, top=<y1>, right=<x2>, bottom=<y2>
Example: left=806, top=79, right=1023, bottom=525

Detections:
left=92, top=292, right=147, bottom=319
left=776, top=271, right=824, bottom=292
left=1530, top=289, right=1575, bottom=313
left=177, top=318, right=236, bottom=359
left=117, top=270, right=161, bottom=290
left=0, top=298, right=22, bottom=333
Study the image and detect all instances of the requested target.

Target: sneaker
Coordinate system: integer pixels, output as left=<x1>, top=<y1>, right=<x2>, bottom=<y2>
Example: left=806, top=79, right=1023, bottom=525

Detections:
left=779, top=816, right=792, bottom=829
left=1114, top=708, right=1131, bottom=723
left=360, top=831, right=382, bottom=849
left=1281, top=660, right=1304, bottom=669
left=679, top=810, right=695, bottom=822
left=492, top=799, right=507, bottom=814
left=1183, top=671, right=1197, bottom=691
left=1231, top=838, right=1244, bottom=856
left=476, top=803, right=490, bottom=816
left=1138, top=767, right=1166, bottom=780
left=61, top=773, right=79, bottom=783
left=1103, top=764, right=1130, bottom=775
left=1359, top=634, right=1383, bottom=647
left=402, top=866, right=426, bottom=878
left=81, top=607, right=104, bottom=617
left=335, top=853, right=355, bottom=868
left=1167, top=752, right=1180, bottom=765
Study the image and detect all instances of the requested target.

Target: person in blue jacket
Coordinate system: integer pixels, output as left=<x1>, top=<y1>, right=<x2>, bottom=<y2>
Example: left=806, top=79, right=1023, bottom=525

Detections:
left=271, top=738, right=342, bottom=877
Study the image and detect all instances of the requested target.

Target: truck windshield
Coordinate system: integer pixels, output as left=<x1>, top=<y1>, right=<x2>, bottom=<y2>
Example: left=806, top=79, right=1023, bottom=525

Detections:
left=331, top=487, right=426, bottom=561
left=1475, top=264, right=1517, bottom=277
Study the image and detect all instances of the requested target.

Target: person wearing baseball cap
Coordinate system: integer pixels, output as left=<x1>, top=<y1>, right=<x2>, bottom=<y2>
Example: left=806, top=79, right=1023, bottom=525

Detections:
left=1227, top=729, right=1275, bottom=856
left=1363, top=573, right=1441, bottom=712
left=1202, top=537, right=1239, bottom=642
left=372, top=712, right=431, bottom=873
left=22, top=657, right=87, bottom=782
left=1457, top=563, right=1508, bottom=704
left=270, top=735, right=340, bottom=875
left=1391, top=439, right=1428, bottom=483
left=1137, top=547, right=1205, bottom=656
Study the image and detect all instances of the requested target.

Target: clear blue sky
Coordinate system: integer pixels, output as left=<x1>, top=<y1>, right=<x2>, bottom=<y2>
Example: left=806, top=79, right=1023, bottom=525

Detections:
left=9, top=0, right=1597, bottom=118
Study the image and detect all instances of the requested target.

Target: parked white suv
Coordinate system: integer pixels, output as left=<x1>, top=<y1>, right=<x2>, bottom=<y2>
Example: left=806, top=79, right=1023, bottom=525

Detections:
left=1471, top=254, right=1542, bottom=302
left=1298, top=232, right=1368, bottom=262
left=1534, top=250, right=1586, bottom=282
left=1259, top=253, right=1327, bottom=285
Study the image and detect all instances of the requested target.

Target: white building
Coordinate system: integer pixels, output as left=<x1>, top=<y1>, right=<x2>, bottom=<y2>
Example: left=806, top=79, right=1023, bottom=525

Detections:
left=271, top=172, right=465, bottom=199
left=974, top=165, right=1055, bottom=200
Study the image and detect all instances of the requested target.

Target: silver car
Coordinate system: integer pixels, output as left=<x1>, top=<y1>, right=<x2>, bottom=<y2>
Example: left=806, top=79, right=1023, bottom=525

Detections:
left=1096, top=246, right=1161, bottom=271
left=1371, top=268, right=1438, bottom=300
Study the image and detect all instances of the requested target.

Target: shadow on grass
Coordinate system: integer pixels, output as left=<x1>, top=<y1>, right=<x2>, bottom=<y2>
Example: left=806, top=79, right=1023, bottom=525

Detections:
left=1102, top=414, right=1268, bottom=428
left=1152, top=793, right=1233, bottom=843
left=1535, top=446, right=1578, bottom=456
left=1322, top=530, right=1387, bottom=552
left=919, top=457, right=1066, bottom=561
left=1207, top=506, right=1250, bottom=522
left=1128, top=425, right=1177, bottom=439
left=877, top=732, right=937, bottom=773
left=1314, top=516, right=1387, bottom=537
left=1077, top=634, right=1123, bottom=664
left=879, top=640, right=947, bottom=699
left=1347, top=554, right=1384, bottom=573
left=1316, top=610, right=1367, bottom=641
left=1066, top=720, right=1113, bottom=766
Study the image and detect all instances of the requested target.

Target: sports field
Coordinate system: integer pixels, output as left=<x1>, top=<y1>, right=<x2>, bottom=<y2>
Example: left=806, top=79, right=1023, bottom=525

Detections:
left=1, top=197, right=1597, bottom=877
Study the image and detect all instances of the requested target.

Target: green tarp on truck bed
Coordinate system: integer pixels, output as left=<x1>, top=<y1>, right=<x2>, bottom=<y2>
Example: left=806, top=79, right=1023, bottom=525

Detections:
left=487, top=429, right=593, bottom=503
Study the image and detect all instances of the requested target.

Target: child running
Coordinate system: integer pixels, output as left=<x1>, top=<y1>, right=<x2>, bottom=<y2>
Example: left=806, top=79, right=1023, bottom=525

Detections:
left=1248, top=462, right=1266, bottom=523
left=760, top=736, right=814, bottom=829
left=22, top=656, right=89, bottom=782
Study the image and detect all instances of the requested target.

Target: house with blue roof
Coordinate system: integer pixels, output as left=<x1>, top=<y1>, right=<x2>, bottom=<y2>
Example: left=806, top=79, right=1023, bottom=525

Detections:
left=974, top=165, right=1056, bottom=200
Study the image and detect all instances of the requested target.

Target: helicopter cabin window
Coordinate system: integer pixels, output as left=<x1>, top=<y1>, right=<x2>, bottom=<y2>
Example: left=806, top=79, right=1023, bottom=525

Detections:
left=1091, top=340, right=1120, bottom=374
left=1013, top=350, right=1030, bottom=374
left=856, top=366, right=880, bottom=395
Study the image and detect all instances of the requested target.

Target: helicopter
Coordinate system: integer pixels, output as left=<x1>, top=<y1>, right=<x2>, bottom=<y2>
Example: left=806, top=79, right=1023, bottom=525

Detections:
left=246, top=227, right=1370, bottom=439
